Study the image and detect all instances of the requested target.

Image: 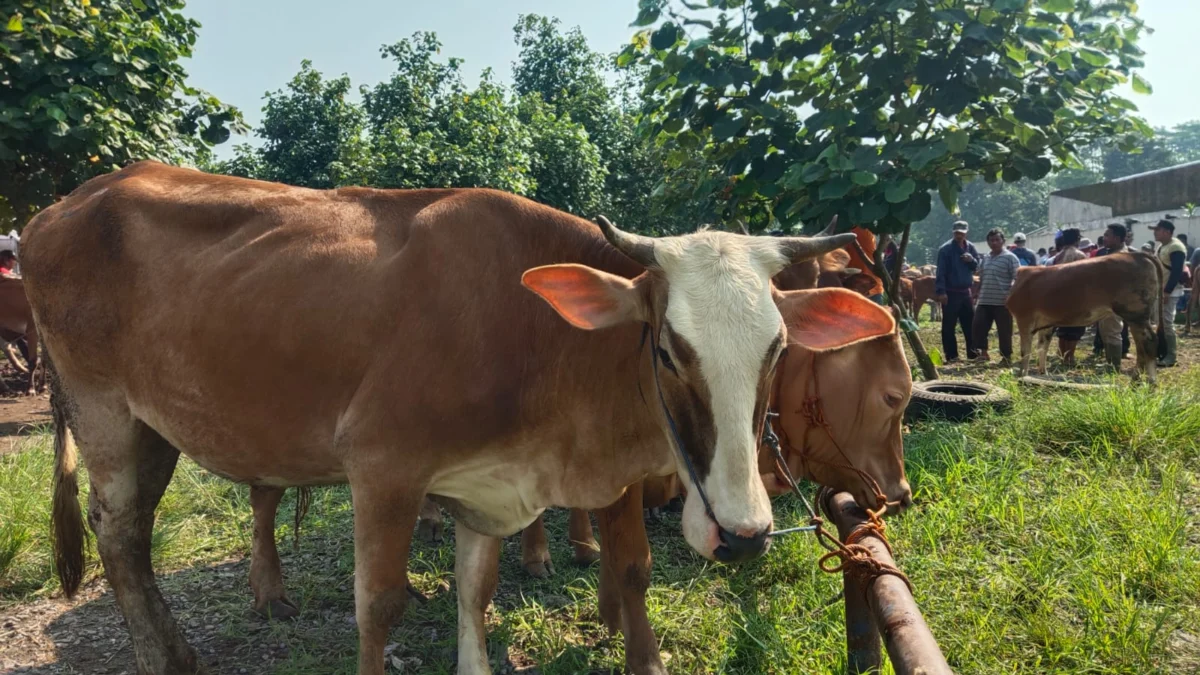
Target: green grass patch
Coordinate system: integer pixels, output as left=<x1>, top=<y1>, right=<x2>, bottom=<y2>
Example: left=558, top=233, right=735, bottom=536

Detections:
left=2, top=368, right=1199, bottom=673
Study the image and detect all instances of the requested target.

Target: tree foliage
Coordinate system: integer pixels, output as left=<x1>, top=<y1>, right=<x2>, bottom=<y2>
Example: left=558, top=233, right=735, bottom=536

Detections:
left=0, top=0, right=242, bottom=226
left=627, top=0, right=1152, bottom=234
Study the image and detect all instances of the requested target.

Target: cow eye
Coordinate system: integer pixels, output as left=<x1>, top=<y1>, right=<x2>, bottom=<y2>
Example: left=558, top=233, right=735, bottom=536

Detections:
left=884, top=392, right=905, bottom=408
left=658, top=347, right=677, bottom=373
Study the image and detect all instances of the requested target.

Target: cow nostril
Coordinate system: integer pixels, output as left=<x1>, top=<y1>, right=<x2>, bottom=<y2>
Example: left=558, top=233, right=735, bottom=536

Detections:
left=714, top=525, right=771, bottom=563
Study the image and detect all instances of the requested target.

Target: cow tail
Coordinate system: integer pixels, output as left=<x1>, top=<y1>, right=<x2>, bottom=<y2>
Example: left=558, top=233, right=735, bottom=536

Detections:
left=292, top=487, right=312, bottom=552
left=49, top=357, right=87, bottom=598
left=1147, top=251, right=1165, bottom=350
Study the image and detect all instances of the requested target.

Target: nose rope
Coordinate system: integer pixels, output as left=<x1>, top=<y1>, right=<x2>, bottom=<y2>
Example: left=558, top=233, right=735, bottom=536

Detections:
left=761, top=350, right=913, bottom=595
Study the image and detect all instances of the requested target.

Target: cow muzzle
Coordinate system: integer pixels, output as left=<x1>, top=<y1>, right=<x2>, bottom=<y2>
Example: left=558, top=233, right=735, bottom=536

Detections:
left=680, top=483, right=773, bottom=563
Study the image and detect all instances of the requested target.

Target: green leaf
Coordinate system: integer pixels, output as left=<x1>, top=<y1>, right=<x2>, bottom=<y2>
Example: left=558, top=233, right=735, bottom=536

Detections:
left=684, top=37, right=711, bottom=52
left=900, top=318, right=920, bottom=333
left=928, top=348, right=944, bottom=367
left=92, top=62, right=119, bottom=76
left=946, top=130, right=970, bottom=153
left=907, top=141, right=948, bottom=170
left=993, top=0, right=1025, bottom=11
left=46, top=105, right=67, bottom=123
left=800, top=162, right=827, bottom=184
left=884, top=178, right=916, bottom=203
left=651, top=23, right=679, bottom=51
left=1131, top=73, right=1152, bottom=95
left=851, top=171, right=877, bottom=186
left=819, top=176, right=853, bottom=200
left=937, top=176, right=959, bottom=213
left=53, top=45, right=77, bottom=60
left=632, top=9, right=660, bottom=27
left=5, top=13, right=22, bottom=32
left=1038, top=0, right=1074, bottom=12
left=712, top=114, right=745, bottom=141
left=1077, top=48, right=1109, bottom=67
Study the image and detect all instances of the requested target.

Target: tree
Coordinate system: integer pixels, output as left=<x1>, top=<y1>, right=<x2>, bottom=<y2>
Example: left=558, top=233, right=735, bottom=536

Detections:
left=518, top=94, right=606, bottom=216
left=1160, top=121, right=1200, bottom=164
left=631, top=0, right=1150, bottom=233
left=1101, top=136, right=1175, bottom=180
left=365, top=34, right=533, bottom=194
left=628, top=0, right=1151, bottom=377
left=910, top=179, right=1053, bottom=264
left=254, top=61, right=369, bottom=189
left=0, top=0, right=242, bottom=226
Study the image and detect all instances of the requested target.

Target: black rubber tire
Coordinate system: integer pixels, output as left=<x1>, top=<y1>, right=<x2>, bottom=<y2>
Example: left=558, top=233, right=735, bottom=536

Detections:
left=906, top=379, right=1012, bottom=423
left=1018, top=375, right=1112, bottom=391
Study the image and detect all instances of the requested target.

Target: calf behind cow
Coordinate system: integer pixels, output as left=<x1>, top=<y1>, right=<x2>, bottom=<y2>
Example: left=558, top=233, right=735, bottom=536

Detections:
left=1006, top=251, right=1162, bottom=382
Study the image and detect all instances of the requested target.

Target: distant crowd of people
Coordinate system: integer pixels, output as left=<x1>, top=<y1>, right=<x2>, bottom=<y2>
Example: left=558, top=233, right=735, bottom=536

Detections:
left=933, top=218, right=1193, bottom=369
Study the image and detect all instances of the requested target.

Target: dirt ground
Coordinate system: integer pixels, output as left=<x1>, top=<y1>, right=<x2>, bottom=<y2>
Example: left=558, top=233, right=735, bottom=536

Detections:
left=0, top=363, right=49, bottom=455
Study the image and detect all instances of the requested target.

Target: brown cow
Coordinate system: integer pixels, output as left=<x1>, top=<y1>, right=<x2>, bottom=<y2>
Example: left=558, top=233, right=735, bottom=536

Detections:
left=909, top=275, right=938, bottom=322
left=26, top=161, right=863, bottom=675
left=773, top=248, right=862, bottom=291
left=1006, top=251, right=1162, bottom=383
left=0, top=278, right=39, bottom=395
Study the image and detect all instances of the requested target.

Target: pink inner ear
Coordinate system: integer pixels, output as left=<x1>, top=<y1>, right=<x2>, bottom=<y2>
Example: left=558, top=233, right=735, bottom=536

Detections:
left=521, top=264, right=634, bottom=330
left=780, top=288, right=895, bottom=352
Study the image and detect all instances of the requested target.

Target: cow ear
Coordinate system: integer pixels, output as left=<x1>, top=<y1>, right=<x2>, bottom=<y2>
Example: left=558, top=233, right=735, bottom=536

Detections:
left=522, top=264, right=646, bottom=330
left=776, top=288, right=895, bottom=351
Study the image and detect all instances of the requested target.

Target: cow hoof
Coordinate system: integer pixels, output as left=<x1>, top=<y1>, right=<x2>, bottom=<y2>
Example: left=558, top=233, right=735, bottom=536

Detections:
left=572, top=546, right=600, bottom=567
left=416, top=519, right=443, bottom=544
left=254, top=597, right=300, bottom=620
left=523, top=559, right=554, bottom=579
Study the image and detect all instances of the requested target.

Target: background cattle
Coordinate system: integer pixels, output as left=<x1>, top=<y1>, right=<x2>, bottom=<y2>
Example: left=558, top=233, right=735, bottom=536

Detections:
left=1006, top=251, right=1162, bottom=382
left=0, top=278, right=38, bottom=394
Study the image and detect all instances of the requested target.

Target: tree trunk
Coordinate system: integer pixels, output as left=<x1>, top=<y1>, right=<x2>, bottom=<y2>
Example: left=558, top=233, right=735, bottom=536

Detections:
left=871, top=226, right=938, bottom=381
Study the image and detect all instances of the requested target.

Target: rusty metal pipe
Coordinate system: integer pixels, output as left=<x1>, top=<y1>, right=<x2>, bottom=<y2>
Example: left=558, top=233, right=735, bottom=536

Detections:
left=844, top=565, right=882, bottom=673
left=825, top=491, right=954, bottom=675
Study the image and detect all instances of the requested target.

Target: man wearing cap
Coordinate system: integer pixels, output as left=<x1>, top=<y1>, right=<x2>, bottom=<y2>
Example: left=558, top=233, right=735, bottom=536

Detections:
left=935, top=220, right=981, bottom=362
left=1151, top=219, right=1186, bottom=367
left=1011, top=232, right=1037, bottom=266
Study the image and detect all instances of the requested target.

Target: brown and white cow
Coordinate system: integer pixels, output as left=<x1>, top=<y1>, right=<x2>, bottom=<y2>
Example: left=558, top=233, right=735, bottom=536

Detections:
left=1006, top=251, right=1162, bottom=383
left=26, top=162, right=863, bottom=675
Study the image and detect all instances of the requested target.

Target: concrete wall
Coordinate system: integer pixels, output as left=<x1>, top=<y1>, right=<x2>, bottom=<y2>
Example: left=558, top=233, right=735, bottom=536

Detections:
left=1048, top=194, right=1112, bottom=225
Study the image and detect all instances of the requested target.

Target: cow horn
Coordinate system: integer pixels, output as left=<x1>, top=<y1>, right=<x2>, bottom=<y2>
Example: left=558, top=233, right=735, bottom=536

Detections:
left=777, top=232, right=858, bottom=265
left=596, top=215, right=657, bottom=268
left=817, top=214, right=839, bottom=236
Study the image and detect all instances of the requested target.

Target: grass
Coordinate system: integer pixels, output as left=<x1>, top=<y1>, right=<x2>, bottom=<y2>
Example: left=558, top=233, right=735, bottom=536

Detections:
left=2, top=360, right=1199, bottom=673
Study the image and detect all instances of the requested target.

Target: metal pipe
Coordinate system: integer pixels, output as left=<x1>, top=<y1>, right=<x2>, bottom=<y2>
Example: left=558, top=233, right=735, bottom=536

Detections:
left=844, top=563, right=882, bottom=673
left=825, top=491, right=954, bottom=675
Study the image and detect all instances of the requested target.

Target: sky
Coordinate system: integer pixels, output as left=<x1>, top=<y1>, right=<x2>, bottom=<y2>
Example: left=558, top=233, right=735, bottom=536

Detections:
left=183, top=0, right=1200, bottom=157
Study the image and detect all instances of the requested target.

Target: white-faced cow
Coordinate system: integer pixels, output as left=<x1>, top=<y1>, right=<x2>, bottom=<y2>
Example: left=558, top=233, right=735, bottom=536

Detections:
left=24, top=161, right=862, bottom=675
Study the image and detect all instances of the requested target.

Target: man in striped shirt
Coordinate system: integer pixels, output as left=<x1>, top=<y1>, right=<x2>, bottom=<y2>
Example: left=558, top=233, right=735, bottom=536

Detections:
left=972, top=228, right=1021, bottom=365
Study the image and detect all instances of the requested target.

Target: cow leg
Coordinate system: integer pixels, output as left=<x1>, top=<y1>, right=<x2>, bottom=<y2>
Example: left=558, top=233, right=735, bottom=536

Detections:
left=520, top=514, right=554, bottom=578
left=416, top=497, right=444, bottom=544
left=455, top=524, right=502, bottom=675
left=596, top=482, right=666, bottom=675
left=1132, top=321, right=1158, bottom=385
left=1036, top=329, right=1053, bottom=374
left=248, top=486, right=299, bottom=620
left=569, top=509, right=600, bottom=566
left=350, top=479, right=421, bottom=675
left=76, top=398, right=198, bottom=674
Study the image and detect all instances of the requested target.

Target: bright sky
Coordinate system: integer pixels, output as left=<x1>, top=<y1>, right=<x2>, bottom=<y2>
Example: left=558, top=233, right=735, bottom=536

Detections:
left=184, top=0, right=1200, bottom=156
